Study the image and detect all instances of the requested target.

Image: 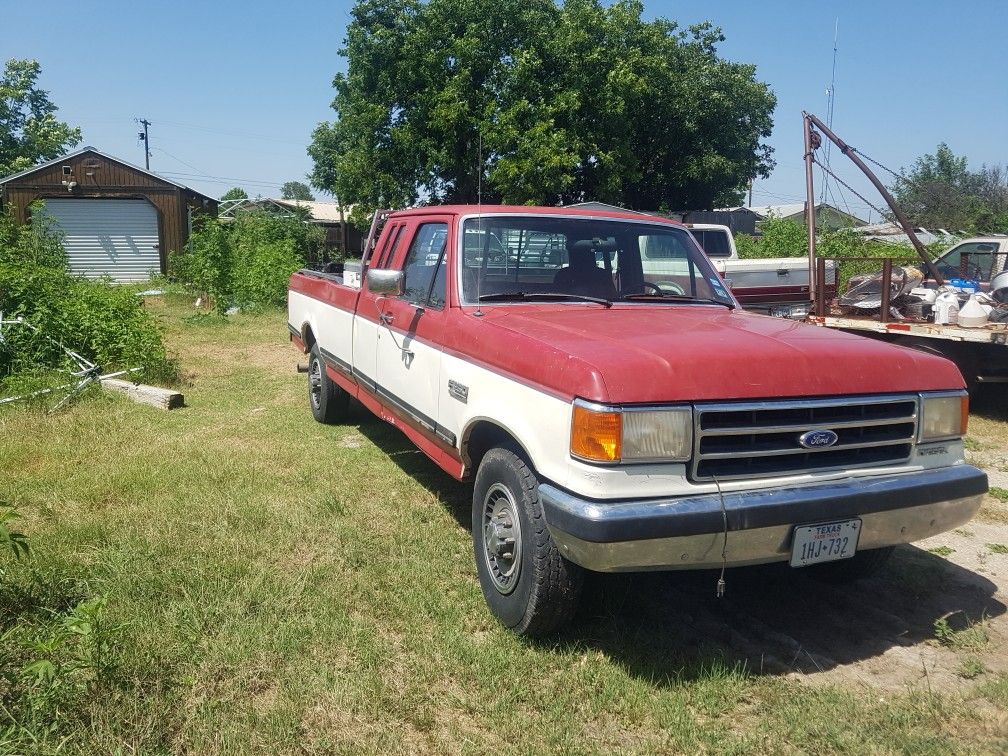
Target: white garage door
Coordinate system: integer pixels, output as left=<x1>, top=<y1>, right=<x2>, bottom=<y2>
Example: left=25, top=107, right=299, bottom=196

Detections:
left=43, top=199, right=161, bottom=282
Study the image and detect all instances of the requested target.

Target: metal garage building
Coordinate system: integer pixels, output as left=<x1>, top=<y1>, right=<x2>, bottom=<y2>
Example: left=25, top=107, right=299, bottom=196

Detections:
left=0, top=147, right=216, bottom=281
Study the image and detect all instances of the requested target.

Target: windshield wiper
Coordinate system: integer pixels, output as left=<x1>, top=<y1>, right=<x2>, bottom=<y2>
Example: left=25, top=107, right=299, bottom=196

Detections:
left=478, top=292, right=613, bottom=308
left=622, top=292, right=735, bottom=310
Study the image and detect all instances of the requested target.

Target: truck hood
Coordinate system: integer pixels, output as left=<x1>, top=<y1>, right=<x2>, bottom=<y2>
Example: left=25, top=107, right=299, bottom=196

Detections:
left=472, top=305, right=965, bottom=403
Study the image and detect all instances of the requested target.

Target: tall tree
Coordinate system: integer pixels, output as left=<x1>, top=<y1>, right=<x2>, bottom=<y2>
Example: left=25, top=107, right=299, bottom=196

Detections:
left=220, top=187, right=248, bottom=201
left=892, top=144, right=1008, bottom=233
left=281, top=181, right=315, bottom=201
left=309, top=0, right=775, bottom=218
left=0, top=59, right=82, bottom=176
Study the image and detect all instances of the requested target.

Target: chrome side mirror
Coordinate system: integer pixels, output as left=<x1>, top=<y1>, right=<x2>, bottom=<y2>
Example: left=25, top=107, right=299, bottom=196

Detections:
left=366, top=268, right=404, bottom=296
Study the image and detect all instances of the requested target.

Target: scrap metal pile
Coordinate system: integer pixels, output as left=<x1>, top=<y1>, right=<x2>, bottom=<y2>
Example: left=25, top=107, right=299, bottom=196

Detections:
left=0, top=313, right=140, bottom=412
left=836, top=268, right=1008, bottom=328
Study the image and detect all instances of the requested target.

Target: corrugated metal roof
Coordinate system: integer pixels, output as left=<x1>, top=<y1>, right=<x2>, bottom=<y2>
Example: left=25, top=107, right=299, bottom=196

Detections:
left=271, top=198, right=353, bottom=222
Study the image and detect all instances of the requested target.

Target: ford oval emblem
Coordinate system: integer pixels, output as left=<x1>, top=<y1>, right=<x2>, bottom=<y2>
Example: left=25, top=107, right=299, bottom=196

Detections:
left=798, top=429, right=839, bottom=449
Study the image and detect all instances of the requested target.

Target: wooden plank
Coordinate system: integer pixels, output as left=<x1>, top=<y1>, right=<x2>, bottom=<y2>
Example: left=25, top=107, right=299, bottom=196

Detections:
left=100, top=378, right=184, bottom=410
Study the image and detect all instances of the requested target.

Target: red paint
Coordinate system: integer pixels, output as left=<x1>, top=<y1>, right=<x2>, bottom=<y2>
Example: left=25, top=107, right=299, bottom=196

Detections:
left=290, top=271, right=361, bottom=312
left=291, top=205, right=965, bottom=456
left=290, top=333, right=306, bottom=351
left=354, top=377, right=465, bottom=479
left=452, top=304, right=965, bottom=401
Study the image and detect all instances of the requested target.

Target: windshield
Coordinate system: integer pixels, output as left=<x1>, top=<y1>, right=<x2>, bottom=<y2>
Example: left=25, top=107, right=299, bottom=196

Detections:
left=459, top=216, right=735, bottom=306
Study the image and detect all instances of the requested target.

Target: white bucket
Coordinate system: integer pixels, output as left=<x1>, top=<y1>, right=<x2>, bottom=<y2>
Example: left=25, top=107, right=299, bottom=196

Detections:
left=934, top=290, right=960, bottom=325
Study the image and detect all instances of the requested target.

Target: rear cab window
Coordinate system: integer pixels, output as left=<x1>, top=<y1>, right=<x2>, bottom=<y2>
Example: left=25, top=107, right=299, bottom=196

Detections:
left=690, top=228, right=732, bottom=258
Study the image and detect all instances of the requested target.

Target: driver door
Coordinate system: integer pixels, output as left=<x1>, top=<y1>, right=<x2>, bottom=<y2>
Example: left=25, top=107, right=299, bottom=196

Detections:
left=374, top=218, right=451, bottom=440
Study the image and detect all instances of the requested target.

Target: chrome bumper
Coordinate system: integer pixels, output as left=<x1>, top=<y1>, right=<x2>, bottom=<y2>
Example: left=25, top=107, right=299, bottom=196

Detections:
left=540, top=465, right=987, bottom=572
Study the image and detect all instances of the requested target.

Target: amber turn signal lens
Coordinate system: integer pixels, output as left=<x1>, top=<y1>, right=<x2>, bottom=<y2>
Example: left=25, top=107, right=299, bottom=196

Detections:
left=571, top=404, right=622, bottom=462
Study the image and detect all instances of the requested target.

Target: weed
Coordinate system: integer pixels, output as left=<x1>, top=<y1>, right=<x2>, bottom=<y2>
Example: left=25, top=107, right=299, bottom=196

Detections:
left=959, top=657, right=986, bottom=680
left=934, top=613, right=990, bottom=651
left=986, top=543, right=1008, bottom=554
left=988, top=487, right=1008, bottom=503
left=0, top=504, right=30, bottom=566
left=927, top=545, right=955, bottom=558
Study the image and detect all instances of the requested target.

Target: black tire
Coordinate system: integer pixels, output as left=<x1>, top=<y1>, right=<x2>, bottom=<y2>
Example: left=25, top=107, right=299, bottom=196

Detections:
left=472, top=447, right=583, bottom=637
left=805, top=546, right=895, bottom=584
left=307, top=344, right=349, bottom=424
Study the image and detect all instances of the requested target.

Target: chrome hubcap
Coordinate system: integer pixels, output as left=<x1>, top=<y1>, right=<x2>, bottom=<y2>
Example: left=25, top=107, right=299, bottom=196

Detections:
left=482, top=483, right=522, bottom=594
left=309, top=357, right=322, bottom=410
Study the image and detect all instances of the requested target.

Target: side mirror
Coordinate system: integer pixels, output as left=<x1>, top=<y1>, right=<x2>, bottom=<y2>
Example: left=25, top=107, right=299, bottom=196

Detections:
left=366, top=268, right=405, bottom=296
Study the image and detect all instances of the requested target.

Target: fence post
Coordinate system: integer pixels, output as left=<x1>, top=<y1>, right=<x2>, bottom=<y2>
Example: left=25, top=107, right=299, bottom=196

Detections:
left=880, top=258, right=892, bottom=323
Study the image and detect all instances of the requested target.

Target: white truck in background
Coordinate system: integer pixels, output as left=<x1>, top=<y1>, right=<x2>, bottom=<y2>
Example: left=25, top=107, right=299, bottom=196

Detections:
left=673, top=223, right=836, bottom=315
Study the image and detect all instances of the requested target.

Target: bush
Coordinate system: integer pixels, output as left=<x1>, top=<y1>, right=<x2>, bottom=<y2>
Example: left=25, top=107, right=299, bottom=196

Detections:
left=733, top=216, right=946, bottom=290
left=172, top=210, right=324, bottom=312
left=0, top=208, right=178, bottom=390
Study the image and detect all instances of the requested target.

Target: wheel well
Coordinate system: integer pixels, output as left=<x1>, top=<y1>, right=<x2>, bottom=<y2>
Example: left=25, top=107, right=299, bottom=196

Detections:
left=463, top=420, right=533, bottom=476
left=302, top=324, right=317, bottom=353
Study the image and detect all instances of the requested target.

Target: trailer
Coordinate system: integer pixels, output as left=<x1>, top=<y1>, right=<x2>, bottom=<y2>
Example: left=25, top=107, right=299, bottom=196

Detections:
left=798, top=112, right=1008, bottom=396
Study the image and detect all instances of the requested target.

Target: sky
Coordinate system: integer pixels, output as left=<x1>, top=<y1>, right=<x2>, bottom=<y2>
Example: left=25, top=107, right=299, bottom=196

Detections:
left=4, top=0, right=1007, bottom=220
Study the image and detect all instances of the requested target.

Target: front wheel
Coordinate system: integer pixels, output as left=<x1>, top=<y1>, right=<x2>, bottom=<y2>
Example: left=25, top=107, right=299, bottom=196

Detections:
left=472, top=447, right=583, bottom=636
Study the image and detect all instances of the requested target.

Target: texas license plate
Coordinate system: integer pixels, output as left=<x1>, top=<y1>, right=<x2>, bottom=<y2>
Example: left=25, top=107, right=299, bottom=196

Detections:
left=790, top=519, right=861, bottom=567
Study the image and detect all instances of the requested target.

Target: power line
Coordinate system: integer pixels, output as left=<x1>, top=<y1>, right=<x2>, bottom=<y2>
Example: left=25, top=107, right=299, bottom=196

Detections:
left=158, top=171, right=285, bottom=189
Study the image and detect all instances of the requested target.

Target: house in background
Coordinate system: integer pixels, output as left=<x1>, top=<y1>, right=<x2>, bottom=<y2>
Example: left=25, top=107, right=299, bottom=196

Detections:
left=716, top=202, right=867, bottom=232
left=219, top=197, right=363, bottom=260
left=0, top=147, right=216, bottom=281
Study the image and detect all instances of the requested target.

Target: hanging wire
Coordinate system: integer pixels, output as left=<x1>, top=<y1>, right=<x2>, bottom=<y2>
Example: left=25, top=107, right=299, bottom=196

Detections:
left=812, top=156, right=892, bottom=221
left=850, top=147, right=903, bottom=181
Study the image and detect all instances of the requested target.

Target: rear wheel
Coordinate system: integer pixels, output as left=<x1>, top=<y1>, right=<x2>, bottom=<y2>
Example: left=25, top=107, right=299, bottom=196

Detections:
left=805, top=546, right=894, bottom=583
left=472, top=447, right=583, bottom=636
left=308, top=344, right=349, bottom=424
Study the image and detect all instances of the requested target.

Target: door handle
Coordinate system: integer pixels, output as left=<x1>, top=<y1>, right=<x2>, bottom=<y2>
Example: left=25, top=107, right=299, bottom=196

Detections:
left=379, top=312, right=394, bottom=325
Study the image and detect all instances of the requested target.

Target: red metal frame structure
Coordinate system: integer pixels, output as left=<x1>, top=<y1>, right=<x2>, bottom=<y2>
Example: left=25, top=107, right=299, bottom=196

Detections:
left=802, top=111, right=944, bottom=317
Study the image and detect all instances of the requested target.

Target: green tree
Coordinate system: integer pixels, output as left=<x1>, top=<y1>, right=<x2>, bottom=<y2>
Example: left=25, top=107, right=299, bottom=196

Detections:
left=281, top=181, right=315, bottom=201
left=309, top=0, right=775, bottom=217
left=891, top=143, right=1008, bottom=233
left=0, top=59, right=82, bottom=176
left=220, top=187, right=248, bottom=202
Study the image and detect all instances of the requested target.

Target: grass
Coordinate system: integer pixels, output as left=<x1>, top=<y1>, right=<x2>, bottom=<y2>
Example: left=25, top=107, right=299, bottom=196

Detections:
left=986, top=543, right=1008, bottom=555
left=0, top=295, right=1006, bottom=753
left=927, top=545, right=955, bottom=558
left=988, top=487, right=1008, bottom=503
left=933, top=613, right=990, bottom=652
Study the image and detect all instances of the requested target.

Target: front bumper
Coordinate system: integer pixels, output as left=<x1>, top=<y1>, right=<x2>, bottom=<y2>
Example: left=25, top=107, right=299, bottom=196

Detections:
left=540, top=465, right=987, bottom=572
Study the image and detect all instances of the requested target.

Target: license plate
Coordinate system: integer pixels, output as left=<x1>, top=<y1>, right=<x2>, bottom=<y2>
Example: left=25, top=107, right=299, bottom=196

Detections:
left=790, top=519, right=861, bottom=567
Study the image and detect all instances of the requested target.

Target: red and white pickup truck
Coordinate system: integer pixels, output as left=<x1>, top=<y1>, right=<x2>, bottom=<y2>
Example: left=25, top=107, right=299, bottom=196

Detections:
left=288, top=205, right=987, bottom=636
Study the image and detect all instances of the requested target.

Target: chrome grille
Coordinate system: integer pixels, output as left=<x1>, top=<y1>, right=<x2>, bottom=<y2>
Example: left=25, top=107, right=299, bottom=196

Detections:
left=691, top=395, right=918, bottom=481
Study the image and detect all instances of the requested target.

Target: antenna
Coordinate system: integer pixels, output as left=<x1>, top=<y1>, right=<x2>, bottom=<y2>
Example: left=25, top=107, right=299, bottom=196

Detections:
left=820, top=18, right=839, bottom=204
left=474, top=129, right=484, bottom=317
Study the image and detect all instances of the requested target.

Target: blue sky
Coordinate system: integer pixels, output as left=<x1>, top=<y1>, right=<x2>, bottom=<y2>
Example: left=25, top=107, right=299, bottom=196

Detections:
left=5, top=0, right=1006, bottom=218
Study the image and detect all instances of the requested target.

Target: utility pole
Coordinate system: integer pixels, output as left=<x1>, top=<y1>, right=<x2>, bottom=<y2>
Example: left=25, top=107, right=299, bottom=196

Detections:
left=138, top=118, right=151, bottom=169
left=747, top=180, right=753, bottom=208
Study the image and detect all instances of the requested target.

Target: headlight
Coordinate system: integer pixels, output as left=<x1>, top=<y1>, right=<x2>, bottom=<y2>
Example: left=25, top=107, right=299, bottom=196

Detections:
left=919, top=392, right=968, bottom=442
left=570, top=401, right=692, bottom=463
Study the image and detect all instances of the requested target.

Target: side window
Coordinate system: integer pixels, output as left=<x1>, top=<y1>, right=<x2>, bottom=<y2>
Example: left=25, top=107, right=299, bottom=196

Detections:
left=401, top=223, right=449, bottom=307
left=375, top=224, right=405, bottom=268
left=939, top=242, right=1000, bottom=282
